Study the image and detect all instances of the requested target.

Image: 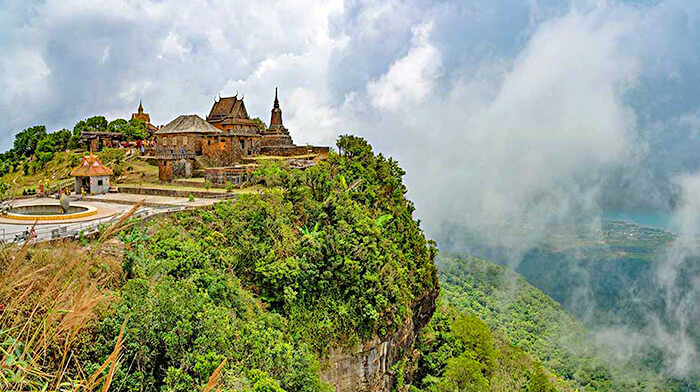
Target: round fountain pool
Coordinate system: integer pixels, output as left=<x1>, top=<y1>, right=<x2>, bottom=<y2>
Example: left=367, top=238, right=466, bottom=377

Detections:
left=4, top=204, right=98, bottom=221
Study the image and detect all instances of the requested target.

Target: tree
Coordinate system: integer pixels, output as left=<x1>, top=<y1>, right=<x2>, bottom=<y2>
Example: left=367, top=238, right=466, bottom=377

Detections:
left=108, top=118, right=149, bottom=140
left=440, top=354, right=490, bottom=392
left=451, top=313, right=497, bottom=378
left=108, top=118, right=129, bottom=134
left=73, top=116, right=109, bottom=137
left=85, top=116, right=108, bottom=131
left=250, top=117, right=267, bottom=130
left=13, top=125, right=46, bottom=157
left=71, top=116, right=110, bottom=148
left=126, top=118, right=149, bottom=140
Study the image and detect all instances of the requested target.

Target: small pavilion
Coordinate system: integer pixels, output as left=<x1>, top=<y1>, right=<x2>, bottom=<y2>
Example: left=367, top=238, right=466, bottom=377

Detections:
left=70, top=155, right=114, bottom=195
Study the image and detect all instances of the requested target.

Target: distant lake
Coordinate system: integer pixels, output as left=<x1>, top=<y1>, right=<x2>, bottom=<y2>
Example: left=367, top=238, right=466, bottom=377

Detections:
left=602, top=210, right=676, bottom=233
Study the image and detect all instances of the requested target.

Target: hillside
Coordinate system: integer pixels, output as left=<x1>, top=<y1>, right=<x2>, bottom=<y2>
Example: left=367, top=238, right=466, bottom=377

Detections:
left=0, top=136, right=439, bottom=391
left=432, top=253, right=698, bottom=391
left=4, top=135, right=688, bottom=391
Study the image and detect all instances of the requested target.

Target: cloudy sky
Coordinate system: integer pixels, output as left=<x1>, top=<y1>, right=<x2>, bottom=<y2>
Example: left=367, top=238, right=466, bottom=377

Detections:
left=2, top=0, right=700, bottom=235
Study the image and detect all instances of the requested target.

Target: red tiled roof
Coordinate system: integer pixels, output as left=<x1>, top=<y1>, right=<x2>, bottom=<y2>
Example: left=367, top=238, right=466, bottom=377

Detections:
left=70, top=155, right=114, bottom=177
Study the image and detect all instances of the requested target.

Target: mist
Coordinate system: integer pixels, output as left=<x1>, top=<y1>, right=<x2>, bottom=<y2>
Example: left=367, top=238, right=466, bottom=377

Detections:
left=3, top=0, right=700, bottom=384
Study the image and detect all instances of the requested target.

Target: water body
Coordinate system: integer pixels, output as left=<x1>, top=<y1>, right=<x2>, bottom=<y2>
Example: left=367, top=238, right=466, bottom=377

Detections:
left=602, top=210, right=676, bottom=233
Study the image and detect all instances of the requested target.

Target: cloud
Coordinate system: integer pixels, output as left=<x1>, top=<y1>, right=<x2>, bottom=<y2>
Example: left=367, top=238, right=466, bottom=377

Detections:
left=367, top=21, right=441, bottom=110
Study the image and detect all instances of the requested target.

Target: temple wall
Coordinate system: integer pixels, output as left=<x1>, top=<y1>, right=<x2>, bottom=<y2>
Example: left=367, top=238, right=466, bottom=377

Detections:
left=260, top=134, right=293, bottom=147
left=158, top=159, right=194, bottom=182
left=260, top=145, right=329, bottom=157
left=156, top=134, right=204, bottom=155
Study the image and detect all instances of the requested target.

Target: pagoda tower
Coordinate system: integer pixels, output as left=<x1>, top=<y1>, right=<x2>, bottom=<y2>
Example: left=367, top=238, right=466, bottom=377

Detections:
left=261, top=88, right=293, bottom=147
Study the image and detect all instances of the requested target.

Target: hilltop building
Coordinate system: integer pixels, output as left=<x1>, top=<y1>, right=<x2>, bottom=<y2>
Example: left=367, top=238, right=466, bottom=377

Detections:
left=82, top=131, right=124, bottom=152
left=131, top=100, right=158, bottom=134
left=154, top=114, right=221, bottom=181
left=153, top=89, right=328, bottom=183
left=70, top=155, right=113, bottom=195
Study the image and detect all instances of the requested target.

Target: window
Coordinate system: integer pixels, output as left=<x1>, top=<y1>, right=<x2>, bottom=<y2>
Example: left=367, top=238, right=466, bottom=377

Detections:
left=183, top=136, right=188, bottom=145
left=97, top=179, right=103, bottom=186
left=240, top=140, right=245, bottom=150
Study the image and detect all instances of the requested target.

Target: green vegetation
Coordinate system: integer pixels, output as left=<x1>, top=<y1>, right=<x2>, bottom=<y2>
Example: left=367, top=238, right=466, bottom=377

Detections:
left=108, top=118, right=149, bottom=140
left=408, top=299, right=568, bottom=391
left=0, top=115, right=150, bottom=192
left=125, top=135, right=438, bottom=352
left=0, top=135, right=438, bottom=391
left=430, top=253, right=699, bottom=391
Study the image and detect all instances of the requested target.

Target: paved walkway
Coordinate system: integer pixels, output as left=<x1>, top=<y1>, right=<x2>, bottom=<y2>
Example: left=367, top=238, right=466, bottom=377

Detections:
left=0, top=193, right=223, bottom=244
left=0, top=199, right=120, bottom=225
left=83, top=193, right=220, bottom=207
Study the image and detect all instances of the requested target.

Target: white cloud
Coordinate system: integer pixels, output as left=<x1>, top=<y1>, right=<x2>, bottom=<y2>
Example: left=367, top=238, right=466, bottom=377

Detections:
left=367, top=21, right=441, bottom=110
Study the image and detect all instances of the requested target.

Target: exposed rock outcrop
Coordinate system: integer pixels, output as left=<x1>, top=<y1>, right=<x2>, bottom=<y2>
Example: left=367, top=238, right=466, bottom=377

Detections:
left=321, top=286, right=439, bottom=391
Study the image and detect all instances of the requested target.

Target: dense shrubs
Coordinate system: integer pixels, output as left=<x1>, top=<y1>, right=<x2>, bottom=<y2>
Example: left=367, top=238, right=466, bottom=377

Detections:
left=76, top=135, right=437, bottom=390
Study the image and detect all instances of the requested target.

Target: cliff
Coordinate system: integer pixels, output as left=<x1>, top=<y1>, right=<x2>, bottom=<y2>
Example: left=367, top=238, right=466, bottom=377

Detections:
left=321, top=286, right=439, bottom=391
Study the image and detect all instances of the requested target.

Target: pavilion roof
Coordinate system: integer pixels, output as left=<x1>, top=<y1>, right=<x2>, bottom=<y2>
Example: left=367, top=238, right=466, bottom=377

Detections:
left=70, top=155, right=114, bottom=177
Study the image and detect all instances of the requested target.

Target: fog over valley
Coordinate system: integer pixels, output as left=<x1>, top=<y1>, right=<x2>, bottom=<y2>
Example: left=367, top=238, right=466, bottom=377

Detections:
left=3, top=0, right=700, bottom=389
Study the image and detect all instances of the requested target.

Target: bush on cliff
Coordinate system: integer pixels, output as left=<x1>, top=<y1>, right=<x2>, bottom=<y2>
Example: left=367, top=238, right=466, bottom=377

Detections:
left=68, top=135, right=438, bottom=390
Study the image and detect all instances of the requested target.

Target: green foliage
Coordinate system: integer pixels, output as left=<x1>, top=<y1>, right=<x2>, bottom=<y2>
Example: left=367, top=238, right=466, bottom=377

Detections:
left=118, top=134, right=437, bottom=363
left=427, top=254, right=682, bottom=391
left=410, top=299, right=564, bottom=392
left=98, top=147, right=126, bottom=165
left=0, top=179, right=9, bottom=201
left=81, top=269, right=324, bottom=392
left=250, top=117, right=267, bottom=130
left=254, top=159, right=286, bottom=186
left=70, top=115, right=109, bottom=148
left=108, top=118, right=149, bottom=140
left=36, top=129, right=70, bottom=155
left=204, top=179, right=212, bottom=190
left=13, top=125, right=46, bottom=157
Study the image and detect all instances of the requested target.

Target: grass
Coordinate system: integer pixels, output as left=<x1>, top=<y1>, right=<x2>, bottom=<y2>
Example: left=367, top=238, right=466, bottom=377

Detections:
left=0, top=240, right=121, bottom=390
left=0, top=203, right=236, bottom=391
left=113, top=158, right=159, bottom=184
left=1, top=152, right=81, bottom=197
left=0, top=203, right=145, bottom=391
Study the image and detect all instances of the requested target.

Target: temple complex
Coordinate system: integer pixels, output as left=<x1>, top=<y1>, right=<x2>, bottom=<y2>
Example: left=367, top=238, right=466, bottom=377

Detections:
left=153, top=89, right=328, bottom=183
left=131, top=100, right=158, bottom=134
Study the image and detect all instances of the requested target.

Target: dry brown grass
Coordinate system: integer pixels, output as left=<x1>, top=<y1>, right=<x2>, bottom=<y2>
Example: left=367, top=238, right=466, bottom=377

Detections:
left=202, top=359, right=226, bottom=392
left=0, top=198, right=148, bottom=391
left=0, top=237, right=123, bottom=390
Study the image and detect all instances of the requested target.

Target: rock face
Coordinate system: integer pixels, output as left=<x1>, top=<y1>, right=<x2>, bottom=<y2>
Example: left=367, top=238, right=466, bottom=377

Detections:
left=321, top=287, right=439, bottom=391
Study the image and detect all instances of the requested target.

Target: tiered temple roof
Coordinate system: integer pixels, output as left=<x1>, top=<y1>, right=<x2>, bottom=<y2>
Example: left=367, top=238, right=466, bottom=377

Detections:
left=206, top=95, right=260, bottom=130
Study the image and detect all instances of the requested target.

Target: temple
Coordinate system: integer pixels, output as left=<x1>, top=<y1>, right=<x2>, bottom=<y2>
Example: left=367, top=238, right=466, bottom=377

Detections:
left=260, top=88, right=293, bottom=148
left=131, top=100, right=158, bottom=134
left=153, top=89, right=328, bottom=183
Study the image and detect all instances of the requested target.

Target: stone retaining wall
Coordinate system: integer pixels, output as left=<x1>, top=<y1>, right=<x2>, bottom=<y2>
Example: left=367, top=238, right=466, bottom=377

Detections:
left=117, top=186, right=234, bottom=199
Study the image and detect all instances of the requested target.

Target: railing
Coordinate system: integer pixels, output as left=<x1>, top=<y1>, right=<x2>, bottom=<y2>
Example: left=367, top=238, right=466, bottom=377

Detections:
left=153, top=152, right=196, bottom=160
left=0, top=206, right=188, bottom=245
